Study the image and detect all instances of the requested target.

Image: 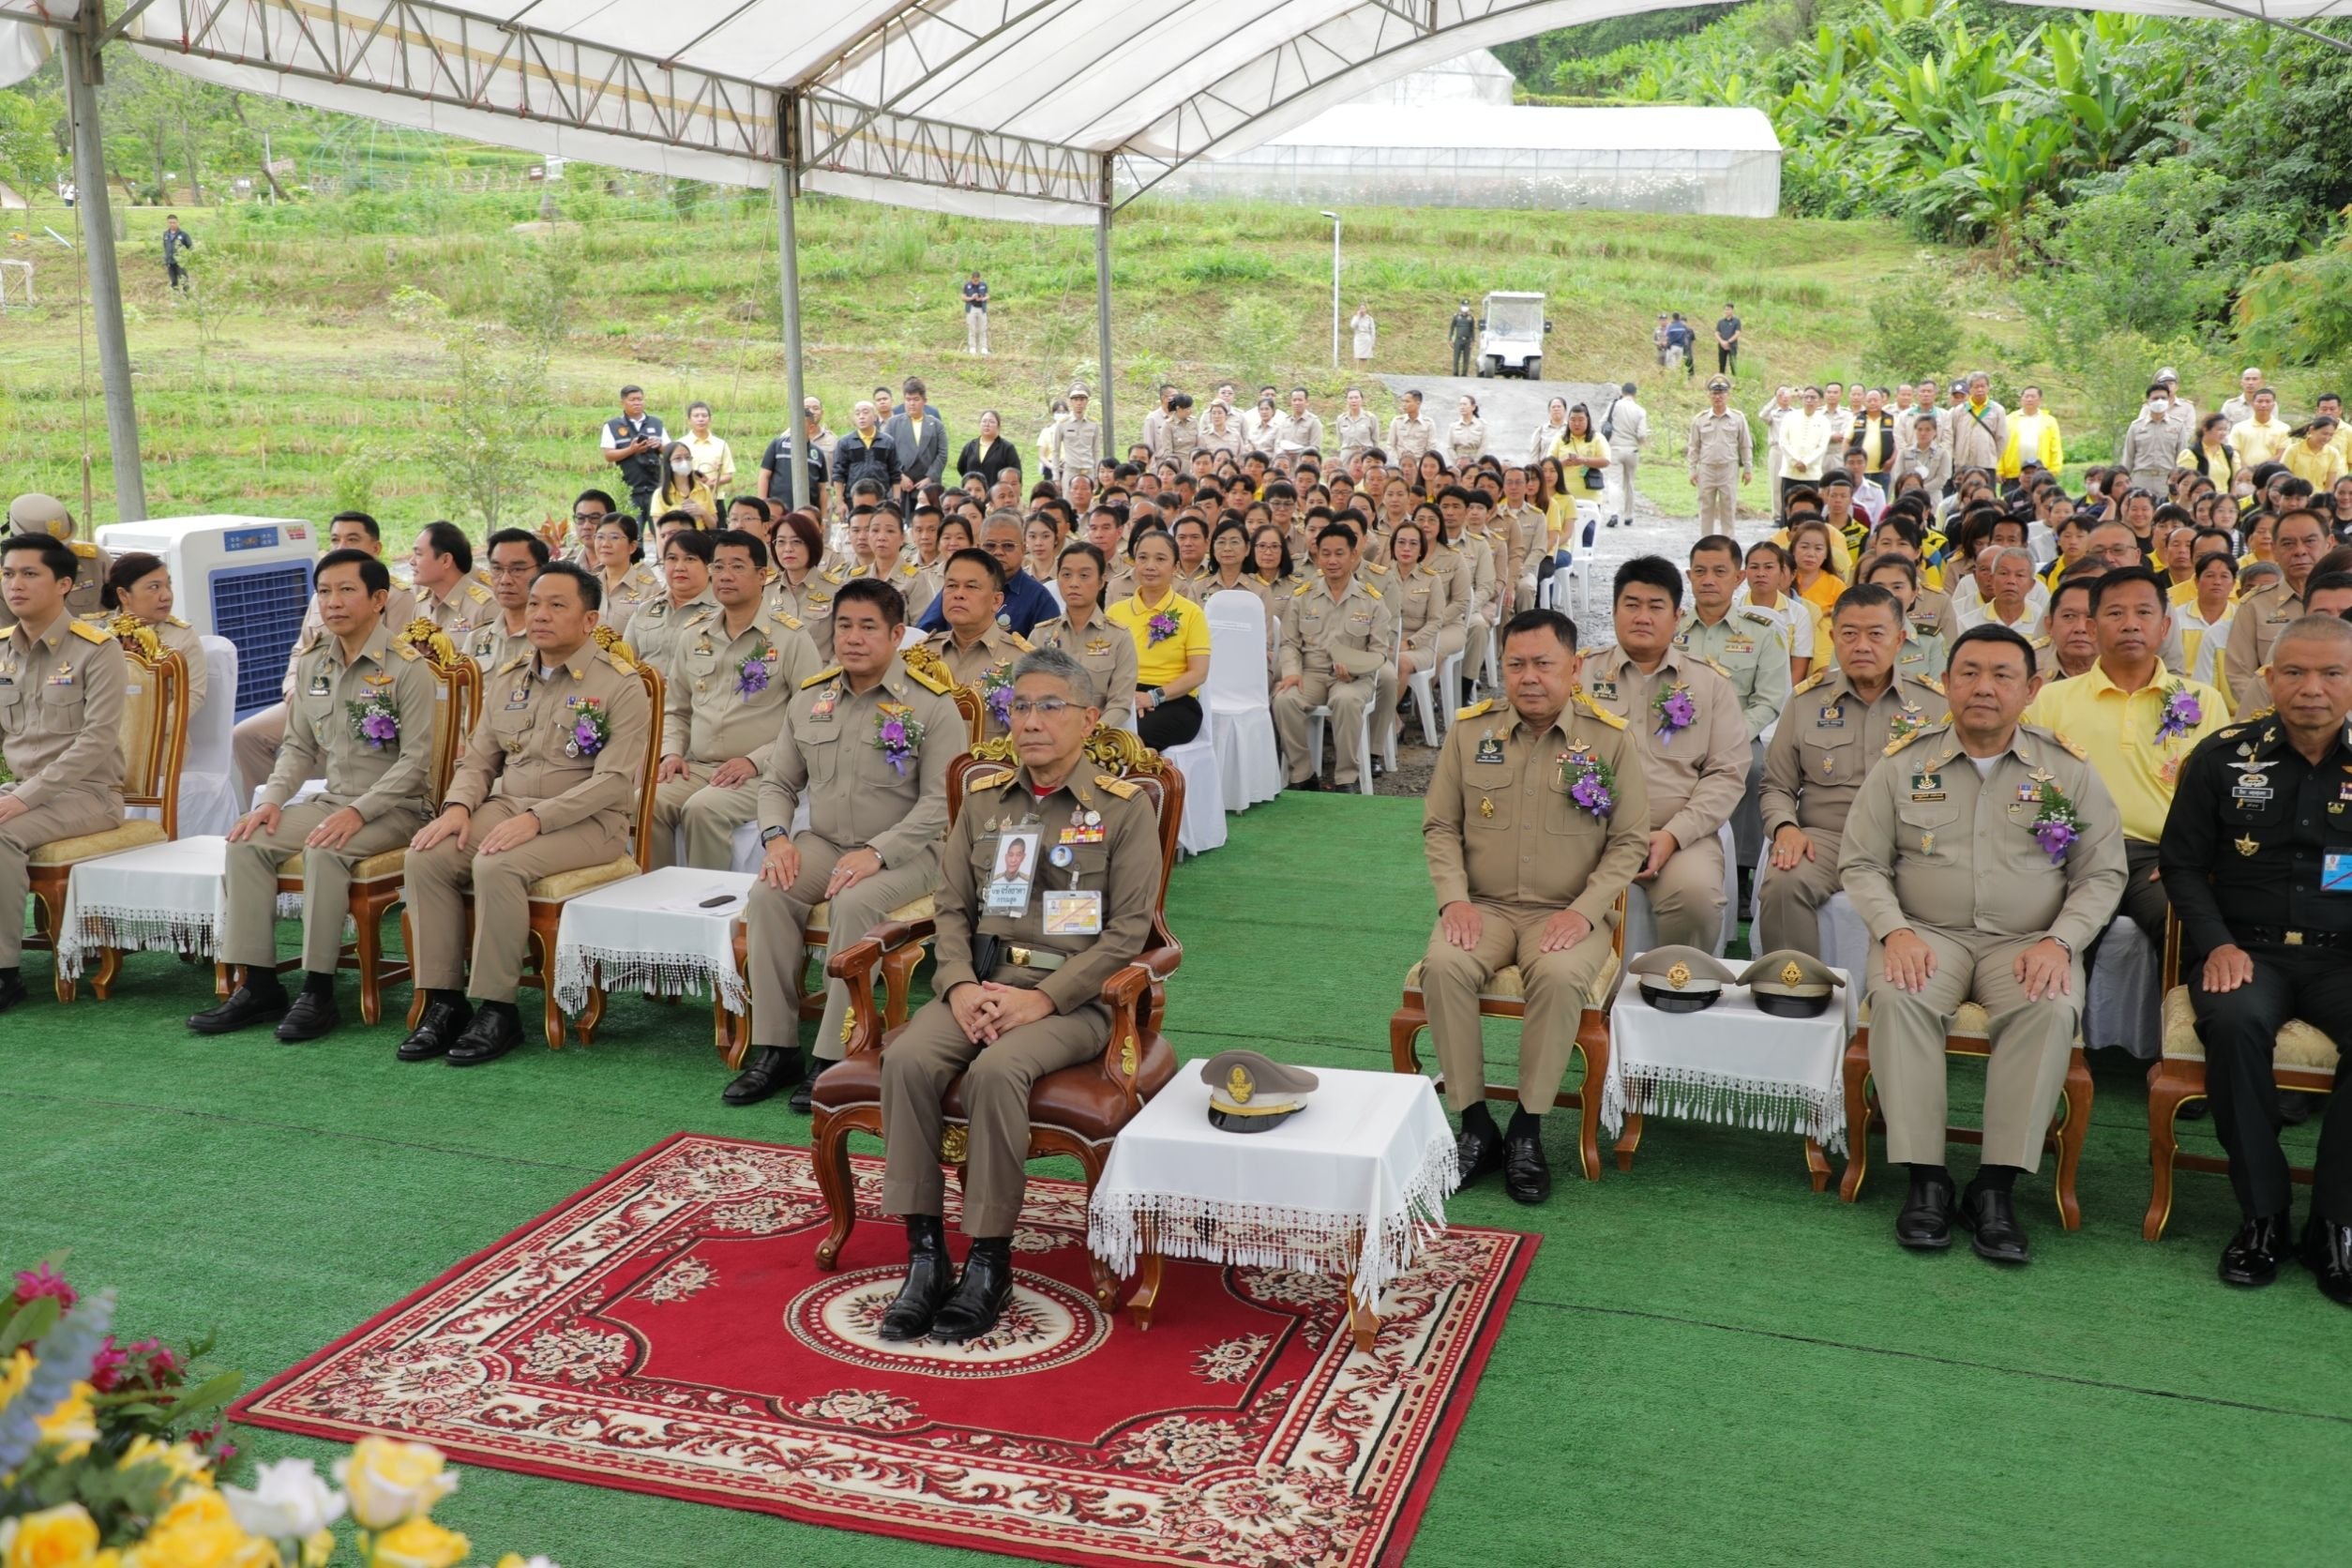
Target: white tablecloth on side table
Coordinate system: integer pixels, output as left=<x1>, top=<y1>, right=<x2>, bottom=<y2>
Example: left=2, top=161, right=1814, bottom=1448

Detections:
left=1088, top=1064, right=1456, bottom=1309
left=1601, top=967, right=1857, bottom=1153
left=550, top=867, right=753, bottom=1017
left=54, top=836, right=230, bottom=979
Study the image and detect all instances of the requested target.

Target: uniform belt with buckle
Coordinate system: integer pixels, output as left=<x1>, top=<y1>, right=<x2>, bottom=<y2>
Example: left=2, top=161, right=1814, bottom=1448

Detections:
left=2242, top=926, right=2350, bottom=949
left=1003, top=946, right=1066, bottom=972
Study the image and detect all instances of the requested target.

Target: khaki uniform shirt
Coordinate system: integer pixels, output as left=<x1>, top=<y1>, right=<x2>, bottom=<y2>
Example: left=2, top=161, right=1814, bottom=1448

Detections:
left=1391, top=563, right=1456, bottom=657
left=1030, top=612, right=1138, bottom=731
left=1838, top=720, right=2127, bottom=955
left=282, top=582, right=419, bottom=700
left=925, top=624, right=1033, bottom=739
left=1272, top=412, right=1324, bottom=453
left=263, top=619, right=440, bottom=817
left=596, top=564, right=664, bottom=637
left=1686, top=408, right=1753, bottom=473
left=755, top=660, right=961, bottom=871
left=611, top=595, right=709, bottom=677
left=764, top=569, right=840, bottom=663
left=1948, top=400, right=2009, bottom=473
left=930, top=763, right=1160, bottom=1013
left=0, top=616, right=126, bottom=807
left=1280, top=577, right=1394, bottom=682
left=2223, top=580, right=2307, bottom=715
left=1676, top=607, right=1792, bottom=741
left=1577, top=645, right=1751, bottom=851
left=1386, top=415, right=1437, bottom=465
left=848, top=558, right=935, bottom=626
left=1892, top=442, right=1952, bottom=496
left=1497, top=503, right=1545, bottom=571
left=415, top=579, right=495, bottom=641
left=1423, top=693, right=1651, bottom=928
left=449, top=642, right=651, bottom=835
left=1759, top=668, right=1949, bottom=837
left=1050, top=416, right=1102, bottom=476
left=1909, top=588, right=1956, bottom=642
left=661, top=606, right=823, bottom=765
left=1334, top=412, right=1380, bottom=461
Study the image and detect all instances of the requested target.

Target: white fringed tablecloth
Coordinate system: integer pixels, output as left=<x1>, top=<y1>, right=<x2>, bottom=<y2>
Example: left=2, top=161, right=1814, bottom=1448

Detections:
left=1601, top=965, right=1857, bottom=1153
left=55, top=836, right=229, bottom=979
left=551, top=867, right=753, bottom=1017
left=1088, top=1064, right=1457, bottom=1309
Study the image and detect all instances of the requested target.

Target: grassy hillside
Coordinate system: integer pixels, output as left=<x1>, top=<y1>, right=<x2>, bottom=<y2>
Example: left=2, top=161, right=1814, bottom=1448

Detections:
left=0, top=184, right=2240, bottom=546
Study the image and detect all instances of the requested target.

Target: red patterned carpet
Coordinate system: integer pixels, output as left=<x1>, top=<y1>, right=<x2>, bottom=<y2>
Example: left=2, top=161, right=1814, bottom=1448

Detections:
left=234, top=1134, right=1533, bottom=1568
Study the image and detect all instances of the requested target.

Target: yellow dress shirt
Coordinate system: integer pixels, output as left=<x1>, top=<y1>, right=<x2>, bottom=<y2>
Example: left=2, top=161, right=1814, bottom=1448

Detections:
left=2022, top=662, right=2229, bottom=842
left=2284, top=440, right=2346, bottom=491
left=2231, top=416, right=2293, bottom=469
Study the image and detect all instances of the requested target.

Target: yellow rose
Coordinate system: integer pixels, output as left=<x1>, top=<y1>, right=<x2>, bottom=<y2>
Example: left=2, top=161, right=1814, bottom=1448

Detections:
left=119, top=1436, right=217, bottom=1493
left=154, top=1490, right=236, bottom=1534
left=0, top=1348, right=34, bottom=1409
left=365, top=1520, right=468, bottom=1568
left=333, top=1440, right=456, bottom=1531
left=33, top=1381, right=98, bottom=1463
left=3, top=1503, right=99, bottom=1568
left=300, top=1534, right=334, bottom=1568
left=125, top=1513, right=279, bottom=1568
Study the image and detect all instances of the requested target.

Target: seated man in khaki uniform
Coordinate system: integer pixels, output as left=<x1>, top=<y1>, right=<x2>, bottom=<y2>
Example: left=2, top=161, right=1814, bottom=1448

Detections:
left=1578, top=556, right=1749, bottom=951
left=400, top=562, right=652, bottom=1067
left=877, top=646, right=1160, bottom=1345
left=731, top=578, right=963, bottom=1111
left=466, top=528, right=550, bottom=675
left=0, top=534, right=128, bottom=1013
left=1423, top=609, right=1649, bottom=1203
left=1274, top=523, right=1395, bottom=791
left=197, top=550, right=439, bottom=1040
left=1756, top=582, right=1947, bottom=957
left=1842, top=624, right=2125, bottom=1265
left=922, top=548, right=1030, bottom=741
left=652, top=530, right=821, bottom=870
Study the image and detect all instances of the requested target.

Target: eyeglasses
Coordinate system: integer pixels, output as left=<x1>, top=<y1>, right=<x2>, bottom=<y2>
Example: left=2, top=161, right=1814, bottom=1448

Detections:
left=1006, top=698, right=1080, bottom=719
left=572, top=511, right=608, bottom=523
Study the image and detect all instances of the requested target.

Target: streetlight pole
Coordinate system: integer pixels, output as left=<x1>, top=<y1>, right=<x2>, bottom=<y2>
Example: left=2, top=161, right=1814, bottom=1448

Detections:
left=1319, top=211, right=1340, bottom=370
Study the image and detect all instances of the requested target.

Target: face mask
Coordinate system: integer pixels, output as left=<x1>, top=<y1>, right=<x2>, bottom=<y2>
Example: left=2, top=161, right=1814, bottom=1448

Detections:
left=672, top=457, right=694, bottom=475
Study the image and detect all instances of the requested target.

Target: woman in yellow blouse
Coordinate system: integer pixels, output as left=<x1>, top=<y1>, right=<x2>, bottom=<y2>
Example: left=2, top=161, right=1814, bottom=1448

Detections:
left=2177, top=548, right=2239, bottom=709
left=1552, top=403, right=1612, bottom=524
left=2284, top=417, right=2348, bottom=490
left=1787, top=519, right=1846, bottom=616
left=651, top=440, right=717, bottom=523
left=2179, top=413, right=2238, bottom=490
left=1106, top=528, right=1211, bottom=750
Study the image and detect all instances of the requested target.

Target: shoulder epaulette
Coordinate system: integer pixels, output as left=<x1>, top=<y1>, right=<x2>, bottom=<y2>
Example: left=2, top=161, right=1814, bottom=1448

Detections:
left=801, top=666, right=842, bottom=688
left=1575, top=689, right=1628, bottom=729
left=773, top=611, right=805, bottom=631
left=68, top=541, right=96, bottom=559
left=465, top=582, right=490, bottom=603
left=71, top=621, right=108, bottom=644
left=393, top=641, right=421, bottom=662
left=605, top=648, right=637, bottom=673
left=2029, top=634, right=2051, bottom=648
left=1915, top=674, right=1945, bottom=695
left=1094, top=774, right=1140, bottom=799
left=1291, top=581, right=1313, bottom=596
left=1457, top=697, right=1497, bottom=721
left=821, top=564, right=847, bottom=584
left=2240, top=705, right=2277, bottom=722
left=1885, top=724, right=1940, bottom=756
left=497, top=654, right=532, bottom=676
left=1700, top=656, right=1731, bottom=677
left=168, top=615, right=190, bottom=628
left=2049, top=728, right=2089, bottom=761
left=1791, top=671, right=1828, bottom=695
left=969, top=769, right=1018, bottom=792
left=1367, top=562, right=1391, bottom=575
left=1739, top=609, right=1775, bottom=627
left=1010, top=632, right=1034, bottom=653
left=900, top=651, right=954, bottom=695
left=1364, top=585, right=1382, bottom=601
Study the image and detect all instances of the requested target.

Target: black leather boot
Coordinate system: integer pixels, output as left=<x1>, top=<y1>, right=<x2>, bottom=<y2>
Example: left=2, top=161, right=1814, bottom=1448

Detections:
left=877, top=1216, right=955, bottom=1342
left=930, top=1236, right=1015, bottom=1343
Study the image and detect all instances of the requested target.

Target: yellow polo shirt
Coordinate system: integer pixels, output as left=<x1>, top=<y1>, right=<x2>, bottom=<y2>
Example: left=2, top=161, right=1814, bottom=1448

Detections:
left=2023, top=663, right=2229, bottom=842
left=1108, top=589, right=1211, bottom=688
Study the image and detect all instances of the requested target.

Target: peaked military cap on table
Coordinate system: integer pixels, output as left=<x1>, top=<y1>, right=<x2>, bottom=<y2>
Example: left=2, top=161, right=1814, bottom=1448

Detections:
left=1626, top=945, right=1738, bottom=1014
left=1740, top=949, right=1847, bottom=1018
left=1199, top=1049, right=1319, bottom=1134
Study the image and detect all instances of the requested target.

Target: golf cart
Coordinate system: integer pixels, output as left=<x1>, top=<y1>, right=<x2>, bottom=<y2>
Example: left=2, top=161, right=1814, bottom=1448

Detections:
left=1477, top=292, right=1551, bottom=380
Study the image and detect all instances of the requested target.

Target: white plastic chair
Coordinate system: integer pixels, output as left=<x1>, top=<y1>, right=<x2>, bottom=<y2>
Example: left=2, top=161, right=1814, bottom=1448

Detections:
left=1161, top=730, right=1227, bottom=854
left=1304, top=696, right=1376, bottom=796
left=1405, top=650, right=1464, bottom=748
left=1202, top=594, right=1281, bottom=809
left=154, top=636, right=240, bottom=839
left=1622, top=822, right=1738, bottom=958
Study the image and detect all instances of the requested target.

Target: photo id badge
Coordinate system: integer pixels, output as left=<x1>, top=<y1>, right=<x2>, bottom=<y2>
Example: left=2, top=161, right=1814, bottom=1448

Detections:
left=1044, top=890, right=1104, bottom=936
left=2323, top=851, right=2352, bottom=893
left=984, top=828, right=1042, bottom=917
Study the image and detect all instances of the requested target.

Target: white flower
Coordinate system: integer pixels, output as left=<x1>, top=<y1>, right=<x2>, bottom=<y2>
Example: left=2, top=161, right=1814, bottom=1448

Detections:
left=224, top=1457, right=349, bottom=1540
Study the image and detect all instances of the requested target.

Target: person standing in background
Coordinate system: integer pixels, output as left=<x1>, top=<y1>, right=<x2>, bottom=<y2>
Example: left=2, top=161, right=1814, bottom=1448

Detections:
left=963, top=271, right=990, bottom=354
left=600, top=384, right=666, bottom=520
left=163, top=214, right=194, bottom=290
left=1665, top=312, right=1696, bottom=379
left=1352, top=304, right=1377, bottom=369
left=1606, top=382, right=1650, bottom=527
left=1714, top=304, right=1741, bottom=378
left=1688, top=378, right=1753, bottom=535
left=1450, top=301, right=1476, bottom=377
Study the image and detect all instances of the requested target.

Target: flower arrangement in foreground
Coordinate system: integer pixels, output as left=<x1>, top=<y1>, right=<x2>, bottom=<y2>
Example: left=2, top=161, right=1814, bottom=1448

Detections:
left=1, top=1264, right=553, bottom=1568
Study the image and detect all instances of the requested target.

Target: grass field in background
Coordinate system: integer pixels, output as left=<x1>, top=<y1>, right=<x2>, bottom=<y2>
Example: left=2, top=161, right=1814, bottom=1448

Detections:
left=0, top=186, right=2146, bottom=548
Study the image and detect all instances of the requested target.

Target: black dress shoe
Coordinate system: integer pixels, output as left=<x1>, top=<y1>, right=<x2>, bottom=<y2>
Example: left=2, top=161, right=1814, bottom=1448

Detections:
left=274, top=990, right=341, bottom=1043
left=930, top=1243, right=1015, bottom=1343
left=721, top=1048, right=802, bottom=1108
left=446, top=1006, right=523, bottom=1067
left=790, top=1063, right=832, bottom=1116
left=1502, top=1127, right=1550, bottom=1205
left=2219, top=1214, right=2291, bottom=1288
left=0, top=974, right=24, bottom=1015
left=188, top=985, right=286, bottom=1036
left=1287, top=776, right=1323, bottom=793
left=2308, top=1217, right=2352, bottom=1308
left=1895, top=1172, right=1955, bottom=1251
left=1455, top=1121, right=1505, bottom=1189
left=398, top=1000, right=472, bottom=1062
left=2281, top=1093, right=2314, bottom=1127
left=878, top=1217, right=955, bottom=1342
left=1957, top=1184, right=2031, bottom=1265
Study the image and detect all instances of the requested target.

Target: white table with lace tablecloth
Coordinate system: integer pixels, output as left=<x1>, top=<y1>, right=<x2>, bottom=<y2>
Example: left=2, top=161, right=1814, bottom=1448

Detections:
left=551, top=868, right=752, bottom=1051
left=55, top=835, right=229, bottom=988
left=1601, top=965, right=1857, bottom=1189
left=1088, top=1064, right=1457, bottom=1353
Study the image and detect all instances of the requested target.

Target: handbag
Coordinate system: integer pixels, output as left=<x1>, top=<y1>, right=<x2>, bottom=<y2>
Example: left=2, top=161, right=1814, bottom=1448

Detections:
left=1582, top=465, right=1606, bottom=491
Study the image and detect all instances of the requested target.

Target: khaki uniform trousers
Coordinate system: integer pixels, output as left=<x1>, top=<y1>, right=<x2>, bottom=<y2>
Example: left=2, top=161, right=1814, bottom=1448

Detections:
left=1613, top=451, right=1640, bottom=521
left=1465, top=616, right=1494, bottom=691
left=1865, top=927, right=2080, bottom=1171
left=1274, top=671, right=1374, bottom=787
left=649, top=765, right=757, bottom=872
left=745, top=839, right=939, bottom=1062
left=965, top=308, right=989, bottom=354
left=404, top=798, right=625, bottom=1003
left=233, top=703, right=287, bottom=804
left=1422, top=903, right=1614, bottom=1116
left=221, top=801, right=425, bottom=973
left=1694, top=463, right=1740, bottom=533
left=0, top=792, right=124, bottom=966
left=1642, top=831, right=1724, bottom=952
left=881, top=986, right=1109, bottom=1237
left=1754, top=824, right=1842, bottom=959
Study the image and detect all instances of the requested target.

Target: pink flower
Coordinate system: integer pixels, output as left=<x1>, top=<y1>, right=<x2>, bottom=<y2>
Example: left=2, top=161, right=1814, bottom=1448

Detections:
left=12, top=1264, right=75, bottom=1309
left=89, top=1336, right=130, bottom=1393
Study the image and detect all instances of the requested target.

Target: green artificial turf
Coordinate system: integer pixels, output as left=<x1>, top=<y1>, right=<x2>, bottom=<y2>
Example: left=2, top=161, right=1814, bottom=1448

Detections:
left=4, top=793, right=2345, bottom=1567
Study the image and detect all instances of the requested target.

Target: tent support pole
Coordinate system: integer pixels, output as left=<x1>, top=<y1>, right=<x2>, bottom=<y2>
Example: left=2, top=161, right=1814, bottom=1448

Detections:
left=61, top=11, right=146, bottom=521
left=776, top=96, right=809, bottom=512
left=1095, top=158, right=1114, bottom=457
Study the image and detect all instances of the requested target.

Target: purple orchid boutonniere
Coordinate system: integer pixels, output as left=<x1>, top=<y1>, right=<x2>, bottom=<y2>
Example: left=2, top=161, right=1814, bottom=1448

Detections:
left=1146, top=610, right=1182, bottom=647
left=737, top=643, right=774, bottom=698
left=346, top=692, right=400, bottom=748
left=2030, top=778, right=2084, bottom=864
left=2156, top=681, right=2202, bottom=743
left=1652, top=683, right=1696, bottom=743
left=982, top=661, right=1015, bottom=728
left=565, top=699, right=610, bottom=759
left=874, top=701, right=926, bottom=776
left=1559, top=747, right=1616, bottom=820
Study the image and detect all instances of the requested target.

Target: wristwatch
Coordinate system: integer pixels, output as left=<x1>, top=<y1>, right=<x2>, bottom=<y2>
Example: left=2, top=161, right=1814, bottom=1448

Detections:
left=2048, top=935, right=2073, bottom=957
left=760, top=825, right=789, bottom=845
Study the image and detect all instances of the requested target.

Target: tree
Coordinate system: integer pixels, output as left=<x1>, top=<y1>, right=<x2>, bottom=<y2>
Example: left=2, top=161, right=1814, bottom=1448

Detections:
left=1869, top=275, right=1960, bottom=377
left=0, top=74, right=65, bottom=197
